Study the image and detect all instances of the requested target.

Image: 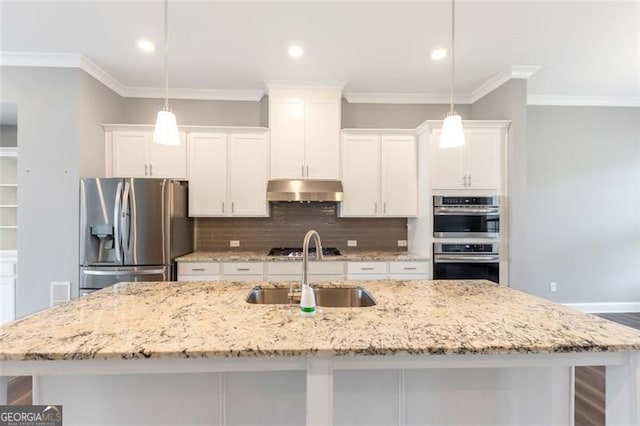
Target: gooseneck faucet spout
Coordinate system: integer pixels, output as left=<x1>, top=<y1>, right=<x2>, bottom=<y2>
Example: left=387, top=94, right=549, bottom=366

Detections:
left=302, top=230, right=324, bottom=287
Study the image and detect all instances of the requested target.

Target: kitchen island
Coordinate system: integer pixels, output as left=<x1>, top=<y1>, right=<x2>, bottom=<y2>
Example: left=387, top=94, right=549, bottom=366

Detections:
left=1, top=280, right=639, bottom=425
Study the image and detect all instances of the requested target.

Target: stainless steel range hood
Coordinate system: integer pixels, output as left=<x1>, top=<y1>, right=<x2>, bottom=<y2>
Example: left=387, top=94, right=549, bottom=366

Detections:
left=267, top=179, right=343, bottom=202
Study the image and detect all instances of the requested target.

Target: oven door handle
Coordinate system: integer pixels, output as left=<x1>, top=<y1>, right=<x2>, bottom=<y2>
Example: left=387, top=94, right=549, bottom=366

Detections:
left=434, top=256, right=500, bottom=263
left=434, top=207, right=500, bottom=215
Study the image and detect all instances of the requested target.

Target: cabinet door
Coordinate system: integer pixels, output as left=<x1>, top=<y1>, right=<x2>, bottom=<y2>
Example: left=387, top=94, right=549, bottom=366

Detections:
left=381, top=135, right=417, bottom=216
left=112, top=131, right=149, bottom=177
left=187, top=133, right=228, bottom=216
left=269, top=99, right=305, bottom=179
left=148, top=132, right=187, bottom=179
left=429, top=129, right=466, bottom=189
left=228, top=133, right=269, bottom=216
left=340, top=134, right=380, bottom=217
left=305, top=100, right=341, bottom=179
left=465, top=129, right=501, bottom=190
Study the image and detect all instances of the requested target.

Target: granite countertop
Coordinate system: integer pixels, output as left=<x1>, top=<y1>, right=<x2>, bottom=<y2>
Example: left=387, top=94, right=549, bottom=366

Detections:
left=1, top=280, right=640, bottom=361
left=176, top=250, right=429, bottom=262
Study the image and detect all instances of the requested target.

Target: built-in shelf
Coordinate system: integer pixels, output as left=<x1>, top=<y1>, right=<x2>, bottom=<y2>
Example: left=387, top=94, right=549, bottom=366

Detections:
left=0, top=205, right=18, bottom=208
left=0, top=184, right=17, bottom=187
left=0, top=226, right=17, bottom=229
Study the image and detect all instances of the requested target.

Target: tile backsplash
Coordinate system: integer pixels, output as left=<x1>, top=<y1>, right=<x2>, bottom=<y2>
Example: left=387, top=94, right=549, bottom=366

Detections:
left=196, top=202, right=407, bottom=252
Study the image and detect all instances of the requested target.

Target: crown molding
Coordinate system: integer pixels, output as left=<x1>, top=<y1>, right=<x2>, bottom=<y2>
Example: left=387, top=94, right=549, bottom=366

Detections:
left=265, top=80, right=346, bottom=92
left=78, top=55, right=127, bottom=96
left=470, top=65, right=541, bottom=103
left=342, top=92, right=472, bottom=105
left=3, top=54, right=636, bottom=107
left=527, top=95, right=640, bottom=107
left=122, top=87, right=266, bottom=101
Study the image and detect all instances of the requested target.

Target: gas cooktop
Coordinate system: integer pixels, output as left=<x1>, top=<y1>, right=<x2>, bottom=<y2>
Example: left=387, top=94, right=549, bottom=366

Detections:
left=268, top=247, right=342, bottom=257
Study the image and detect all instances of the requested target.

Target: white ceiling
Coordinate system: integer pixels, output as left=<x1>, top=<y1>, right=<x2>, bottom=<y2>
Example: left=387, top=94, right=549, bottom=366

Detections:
left=1, top=0, right=639, bottom=105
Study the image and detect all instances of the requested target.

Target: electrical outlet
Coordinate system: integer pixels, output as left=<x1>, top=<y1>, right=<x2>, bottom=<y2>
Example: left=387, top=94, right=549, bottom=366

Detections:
left=549, top=282, right=557, bottom=292
left=347, top=240, right=357, bottom=247
left=230, top=240, right=240, bottom=247
left=397, top=240, right=407, bottom=247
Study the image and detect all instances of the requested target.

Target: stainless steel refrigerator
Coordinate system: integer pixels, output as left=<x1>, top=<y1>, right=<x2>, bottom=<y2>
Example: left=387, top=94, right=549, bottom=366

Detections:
left=79, top=178, right=193, bottom=295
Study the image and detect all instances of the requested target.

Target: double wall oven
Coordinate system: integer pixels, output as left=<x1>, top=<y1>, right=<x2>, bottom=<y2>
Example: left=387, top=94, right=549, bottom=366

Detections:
left=432, top=196, right=501, bottom=283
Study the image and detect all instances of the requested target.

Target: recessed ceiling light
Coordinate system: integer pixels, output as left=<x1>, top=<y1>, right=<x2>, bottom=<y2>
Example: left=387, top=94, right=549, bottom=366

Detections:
left=138, top=39, right=156, bottom=53
left=288, top=45, right=304, bottom=58
left=430, top=48, right=447, bottom=61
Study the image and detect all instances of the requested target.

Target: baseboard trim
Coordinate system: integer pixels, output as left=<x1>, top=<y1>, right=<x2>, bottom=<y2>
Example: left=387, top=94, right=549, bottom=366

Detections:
left=563, top=302, right=640, bottom=314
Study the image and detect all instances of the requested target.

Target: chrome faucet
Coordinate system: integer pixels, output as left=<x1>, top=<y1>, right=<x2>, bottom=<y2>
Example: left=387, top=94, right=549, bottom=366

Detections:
left=289, top=230, right=324, bottom=302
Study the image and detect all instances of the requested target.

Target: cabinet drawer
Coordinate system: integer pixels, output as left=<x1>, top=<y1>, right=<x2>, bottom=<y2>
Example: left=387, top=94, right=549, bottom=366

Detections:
left=267, top=262, right=302, bottom=275
left=310, top=262, right=344, bottom=275
left=222, top=262, right=263, bottom=275
left=266, top=262, right=344, bottom=276
left=347, top=262, right=387, bottom=275
left=178, top=262, right=220, bottom=276
left=389, top=261, right=429, bottom=275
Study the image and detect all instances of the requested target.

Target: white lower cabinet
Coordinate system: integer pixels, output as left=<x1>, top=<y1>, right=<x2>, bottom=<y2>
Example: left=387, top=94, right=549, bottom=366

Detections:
left=221, top=262, right=264, bottom=281
left=177, top=262, right=220, bottom=281
left=178, top=260, right=429, bottom=282
left=388, top=261, right=430, bottom=280
left=266, top=262, right=345, bottom=282
left=347, top=262, right=388, bottom=281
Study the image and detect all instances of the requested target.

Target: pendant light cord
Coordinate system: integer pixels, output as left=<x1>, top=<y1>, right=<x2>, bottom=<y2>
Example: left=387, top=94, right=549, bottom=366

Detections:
left=164, top=0, right=169, bottom=112
left=450, top=0, right=455, bottom=116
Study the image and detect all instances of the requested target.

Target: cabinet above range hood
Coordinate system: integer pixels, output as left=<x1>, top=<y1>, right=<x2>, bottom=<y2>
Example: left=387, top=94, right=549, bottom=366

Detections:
left=266, top=179, right=343, bottom=202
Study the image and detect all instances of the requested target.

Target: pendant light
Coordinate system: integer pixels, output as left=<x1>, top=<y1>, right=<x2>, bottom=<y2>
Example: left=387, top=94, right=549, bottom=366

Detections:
left=153, top=0, right=180, bottom=145
left=440, top=0, right=465, bottom=148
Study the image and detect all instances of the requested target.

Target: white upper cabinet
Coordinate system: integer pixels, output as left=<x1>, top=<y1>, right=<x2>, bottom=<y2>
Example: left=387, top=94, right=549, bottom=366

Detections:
left=107, top=128, right=187, bottom=179
left=428, top=122, right=507, bottom=191
left=381, top=135, right=418, bottom=216
left=340, top=131, right=417, bottom=218
left=268, top=86, right=342, bottom=179
left=341, top=134, right=380, bottom=216
left=188, top=131, right=269, bottom=217
left=227, top=133, right=269, bottom=216
left=188, top=132, right=227, bottom=216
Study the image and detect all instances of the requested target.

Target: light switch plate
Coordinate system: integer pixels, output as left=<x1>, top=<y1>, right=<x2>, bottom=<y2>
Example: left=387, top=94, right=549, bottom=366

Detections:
left=397, top=240, right=407, bottom=247
left=347, top=240, right=357, bottom=247
left=230, top=240, right=240, bottom=247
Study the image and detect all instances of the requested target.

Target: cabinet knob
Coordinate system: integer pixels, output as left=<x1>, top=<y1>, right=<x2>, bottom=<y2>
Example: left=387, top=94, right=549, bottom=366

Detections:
left=149, top=164, right=153, bottom=176
left=145, top=164, right=148, bottom=176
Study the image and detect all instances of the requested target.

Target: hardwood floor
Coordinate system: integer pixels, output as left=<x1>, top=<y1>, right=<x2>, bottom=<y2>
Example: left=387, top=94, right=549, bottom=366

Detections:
left=6, top=313, right=640, bottom=426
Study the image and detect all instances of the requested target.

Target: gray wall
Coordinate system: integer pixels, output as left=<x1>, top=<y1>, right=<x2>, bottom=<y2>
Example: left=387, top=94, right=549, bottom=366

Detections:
left=525, top=106, right=640, bottom=303
left=342, top=102, right=471, bottom=129
left=122, top=97, right=267, bottom=127
left=79, top=71, right=124, bottom=177
left=471, top=80, right=529, bottom=294
left=2, top=67, right=125, bottom=317
left=0, top=125, right=17, bottom=147
left=2, top=67, right=81, bottom=316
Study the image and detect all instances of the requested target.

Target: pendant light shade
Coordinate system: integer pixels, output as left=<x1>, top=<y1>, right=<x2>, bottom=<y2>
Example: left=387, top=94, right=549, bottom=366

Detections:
left=153, top=110, right=179, bottom=145
left=440, top=113, right=465, bottom=148
left=439, top=0, right=465, bottom=149
left=153, top=0, right=179, bottom=146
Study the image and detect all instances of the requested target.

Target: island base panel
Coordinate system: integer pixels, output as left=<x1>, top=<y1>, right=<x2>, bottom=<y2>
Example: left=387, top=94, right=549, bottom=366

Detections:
left=36, top=367, right=570, bottom=425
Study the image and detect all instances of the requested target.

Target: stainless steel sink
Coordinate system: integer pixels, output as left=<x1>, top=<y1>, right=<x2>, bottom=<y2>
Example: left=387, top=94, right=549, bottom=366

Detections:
left=246, top=286, right=376, bottom=307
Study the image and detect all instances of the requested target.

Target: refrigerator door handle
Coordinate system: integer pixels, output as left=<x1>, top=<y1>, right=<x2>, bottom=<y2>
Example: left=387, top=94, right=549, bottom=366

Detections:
left=121, top=182, right=131, bottom=260
left=82, top=269, right=166, bottom=276
left=113, top=182, right=123, bottom=262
